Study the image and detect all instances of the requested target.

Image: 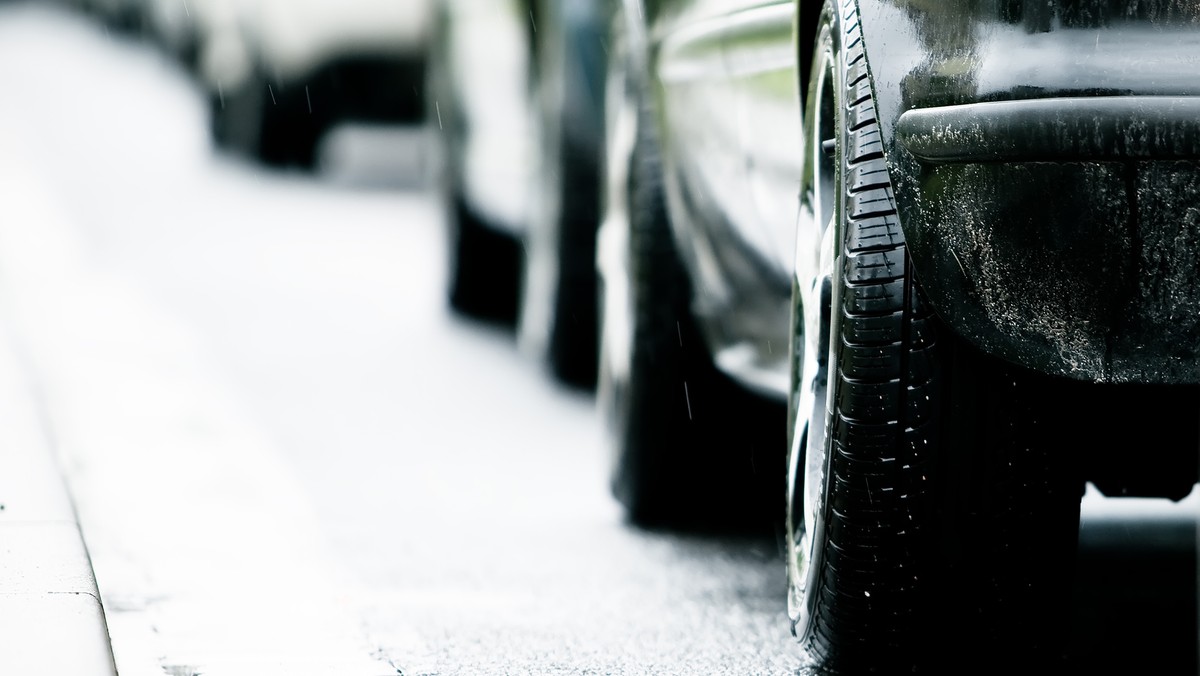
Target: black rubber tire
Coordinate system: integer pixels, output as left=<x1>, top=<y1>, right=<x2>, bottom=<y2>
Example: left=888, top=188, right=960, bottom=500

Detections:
left=211, top=71, right=325, bottom=170
left=536, top=129, right=601, bottom=390
left=602, top=43, right=783, bottom=530
left=258, top=79, right=325, bottom=170
left=446, top=194, right=523, bottom=326
left=790, top=2, right=1083, bottom=671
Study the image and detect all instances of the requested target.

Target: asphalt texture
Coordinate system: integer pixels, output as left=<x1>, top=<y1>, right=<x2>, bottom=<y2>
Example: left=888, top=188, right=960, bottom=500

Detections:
left=0, top=4, right=1194, bottom=675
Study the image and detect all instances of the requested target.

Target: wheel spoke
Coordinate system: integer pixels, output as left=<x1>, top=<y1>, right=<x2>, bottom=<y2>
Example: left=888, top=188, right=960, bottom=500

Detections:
left=788, top=39, right=839, bottom=625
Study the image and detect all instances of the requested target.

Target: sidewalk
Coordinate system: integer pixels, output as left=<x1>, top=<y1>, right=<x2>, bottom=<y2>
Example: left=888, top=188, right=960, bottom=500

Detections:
left=0, top=29, right=399, bottom=669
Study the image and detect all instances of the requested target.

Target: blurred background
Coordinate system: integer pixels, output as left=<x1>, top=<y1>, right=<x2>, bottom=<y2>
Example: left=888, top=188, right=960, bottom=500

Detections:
left=0, top=0, right=1194, bottom=674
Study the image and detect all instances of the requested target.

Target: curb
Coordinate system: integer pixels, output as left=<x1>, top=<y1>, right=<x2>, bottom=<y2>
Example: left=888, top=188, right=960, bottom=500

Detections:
left=0, top=316, right=117, bottom=675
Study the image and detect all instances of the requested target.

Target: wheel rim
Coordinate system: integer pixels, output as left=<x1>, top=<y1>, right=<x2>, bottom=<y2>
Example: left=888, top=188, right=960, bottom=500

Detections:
left=787, top=19, right=839, bottom=636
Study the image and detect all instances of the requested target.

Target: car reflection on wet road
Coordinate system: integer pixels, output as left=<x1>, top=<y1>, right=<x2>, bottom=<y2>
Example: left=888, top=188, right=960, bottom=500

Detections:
left=0, top=4, right=1193, bottom=674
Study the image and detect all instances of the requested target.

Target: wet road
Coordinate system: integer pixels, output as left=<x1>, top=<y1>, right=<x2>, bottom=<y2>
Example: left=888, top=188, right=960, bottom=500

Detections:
left=0, top=4, right=1194, bottom=675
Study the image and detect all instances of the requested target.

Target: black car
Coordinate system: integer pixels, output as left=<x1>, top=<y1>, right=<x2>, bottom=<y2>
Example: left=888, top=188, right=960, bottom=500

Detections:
left=600, top=0, right=1200, bottom=671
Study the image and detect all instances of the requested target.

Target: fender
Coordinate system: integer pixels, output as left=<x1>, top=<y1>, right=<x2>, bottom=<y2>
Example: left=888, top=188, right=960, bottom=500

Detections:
left=857, top=0, right=1200, bottom=383
left=626, top=0, right=798, bottom=399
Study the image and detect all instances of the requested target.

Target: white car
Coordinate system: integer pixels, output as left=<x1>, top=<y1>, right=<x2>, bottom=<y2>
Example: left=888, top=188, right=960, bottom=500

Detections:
left=203, top=0, right=432, bottom=167
left=433, top=0, right=609, bottom=394
left=143, top=0, right=216, bottom=67
left=430, top=0, right=536, bottom=323
left=73, top=0, right=145, bottom=31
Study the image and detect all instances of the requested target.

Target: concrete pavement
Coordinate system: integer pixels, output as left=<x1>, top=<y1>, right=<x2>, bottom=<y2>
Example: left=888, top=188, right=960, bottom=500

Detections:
left=0, top=238, right=115, bottom=673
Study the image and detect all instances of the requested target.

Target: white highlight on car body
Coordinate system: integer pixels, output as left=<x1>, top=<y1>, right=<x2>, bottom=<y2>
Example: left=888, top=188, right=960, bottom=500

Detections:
left=199, top=0, right=431, bottom=89
left=444, top=0, right=535, bottom=234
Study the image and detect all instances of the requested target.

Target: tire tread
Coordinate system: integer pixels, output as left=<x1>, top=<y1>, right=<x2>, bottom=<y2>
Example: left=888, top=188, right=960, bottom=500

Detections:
left=798, top=3, right=1082, bottom=672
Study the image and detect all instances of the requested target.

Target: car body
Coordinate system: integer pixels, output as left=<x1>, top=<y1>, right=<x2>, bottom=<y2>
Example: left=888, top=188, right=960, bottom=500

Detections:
left=430, top=0, right=536, bottom=325
left=599, top=0, right=1200, bottom=671
left=623, top=0, right=799, bottom=401
left=864, top=0, right=1200, bottom=385
left=204, top=0, right=431, bottom=167
left=431, top=0, right=535, bottom=243
left=68, top=0, right=146, bottom=32
left=143, top=0, right=215, bottom=67
left=434, top=0, right=608, bottom=387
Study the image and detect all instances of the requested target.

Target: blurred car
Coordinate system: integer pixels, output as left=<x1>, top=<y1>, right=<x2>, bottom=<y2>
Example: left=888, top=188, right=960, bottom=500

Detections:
left=203, top=0, right=431, bottom=168
left=601, top=0, right=1200, bottom=671
left=429, top=0, right=533, bottom=327
left=70, top=0, right=145, bottom=31
left=598, top=0, right=791, bottom=530
left=143, top=0, right=208, bottom=67
left=516, top=0, right=607, bottom=388
left=432, top=0, right=607, bottom=389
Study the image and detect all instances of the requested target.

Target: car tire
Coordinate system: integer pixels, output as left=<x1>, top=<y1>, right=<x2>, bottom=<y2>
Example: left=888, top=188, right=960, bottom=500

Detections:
left=258, top=80, right=325, bottom=170
left=446, top=194, right=523, bottom=325
left=544, top=134, right=600, bottom=390
left=787, top=2, right=1083, bottom=671
left=598, top=31, right=782, bottom=528
left=211, top=68, right=325, bottom=170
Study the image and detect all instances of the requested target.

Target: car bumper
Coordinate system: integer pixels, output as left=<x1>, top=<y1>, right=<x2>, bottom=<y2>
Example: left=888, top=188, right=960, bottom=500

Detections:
left=894, top=96, right=1200, bottom=383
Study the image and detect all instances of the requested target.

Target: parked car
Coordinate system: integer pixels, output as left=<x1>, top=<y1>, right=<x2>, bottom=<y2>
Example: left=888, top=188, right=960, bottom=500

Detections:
left=598, top=0, right=792, bottom=527
left=204, top=0, right=431, bottom=168
left=76, top=0, right=143, bottom=30
left=433, top=0, right=607, bottom=388
left=429, top=0, right=534, bottom=326
left=143, top=0, right=208, bottom=67
left=601, top=0, right=1200, bottom=671
left=516, top=0, right=607, bottom=388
